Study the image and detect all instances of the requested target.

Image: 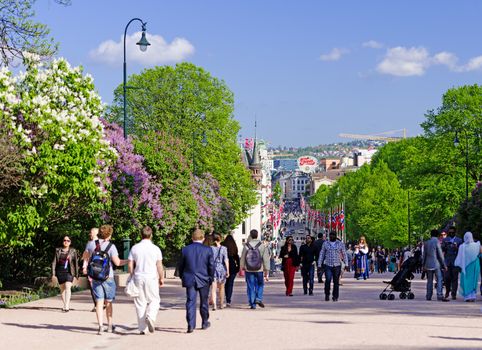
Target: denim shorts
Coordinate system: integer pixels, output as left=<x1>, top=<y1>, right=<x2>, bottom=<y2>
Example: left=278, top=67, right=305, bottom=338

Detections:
left=92, top=278, right=116, bottom=301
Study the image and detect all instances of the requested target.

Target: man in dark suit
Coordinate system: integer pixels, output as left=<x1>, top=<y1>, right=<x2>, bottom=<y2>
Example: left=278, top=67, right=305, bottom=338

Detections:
left=442, top=226, right=463, bottom=300
left=179, top=228, right=214, bottom=333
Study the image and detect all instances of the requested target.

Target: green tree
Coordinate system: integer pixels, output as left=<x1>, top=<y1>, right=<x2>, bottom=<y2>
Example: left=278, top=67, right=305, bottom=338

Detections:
left=457, top=183, right=482, bottom=240
left=311, top=163, right=408, bottom=247
left=272, top=182, right=282, bottom=203
left=0, top=0, right=70, bottom=66
left=134, top=131, right=199, bottom=257
left=0, top=56, right=115, bottom=248
left=109, top=63, right=256, bottom=225
left=422, top=84, right=482, bottom=187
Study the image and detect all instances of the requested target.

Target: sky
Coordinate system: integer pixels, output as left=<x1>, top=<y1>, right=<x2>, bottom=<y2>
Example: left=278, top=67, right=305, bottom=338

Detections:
left=35, top=0, right=482, bottom=147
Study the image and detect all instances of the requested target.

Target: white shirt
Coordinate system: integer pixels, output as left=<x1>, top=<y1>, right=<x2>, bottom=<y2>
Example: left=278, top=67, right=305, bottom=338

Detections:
left=128, top=239, right=163, bottom=278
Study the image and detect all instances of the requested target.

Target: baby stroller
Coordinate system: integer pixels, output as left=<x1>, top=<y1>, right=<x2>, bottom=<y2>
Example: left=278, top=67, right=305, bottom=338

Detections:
left=379, top=256, right=417, bottom=300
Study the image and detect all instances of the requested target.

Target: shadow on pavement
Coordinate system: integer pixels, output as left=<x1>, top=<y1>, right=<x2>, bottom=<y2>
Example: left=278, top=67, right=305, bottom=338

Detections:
left=2, top=322, right=95, bottom=334
left=431, top=336, right=482, bottom=342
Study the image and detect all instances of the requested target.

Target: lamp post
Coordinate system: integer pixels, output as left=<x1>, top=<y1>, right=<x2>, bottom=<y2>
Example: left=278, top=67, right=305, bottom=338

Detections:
left=453, top=130, right=469, bottom=201
left=407, top=189, right=411, bottom=250
left=400, top=179, right=411, bottom=249
left=123, top=18, right=150, bottom=139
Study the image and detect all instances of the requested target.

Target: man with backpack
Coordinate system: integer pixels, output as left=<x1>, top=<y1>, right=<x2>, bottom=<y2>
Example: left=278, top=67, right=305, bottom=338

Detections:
left=85, top=224, right=127, bottom=334
left=240, top=229, right=270, bottom=309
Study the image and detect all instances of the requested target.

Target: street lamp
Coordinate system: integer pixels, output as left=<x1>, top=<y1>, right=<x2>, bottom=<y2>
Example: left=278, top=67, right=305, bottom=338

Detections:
left=453, top=130, right=469, bottom=200
left=123, top=18, right=151, bottom=139
left=399, top=179, right=411, bottom=249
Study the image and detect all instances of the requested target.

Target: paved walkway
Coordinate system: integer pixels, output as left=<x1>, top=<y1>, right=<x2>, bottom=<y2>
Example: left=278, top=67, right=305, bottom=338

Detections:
left=1, top=272, right=481, bottom=349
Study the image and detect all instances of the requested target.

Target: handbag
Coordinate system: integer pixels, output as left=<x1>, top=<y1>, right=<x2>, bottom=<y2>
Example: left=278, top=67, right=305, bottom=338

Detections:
left=125, top=275, right=140, bottom=298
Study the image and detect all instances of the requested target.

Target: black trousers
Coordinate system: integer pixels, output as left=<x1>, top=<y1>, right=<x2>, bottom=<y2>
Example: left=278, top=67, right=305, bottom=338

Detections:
left=317, top=264, right=325, bottom=282
left=444, top=266, right=459, bottom=297
left=301, top=265, right=315, bottom=293
left=225, top=273, right=236, bottom=304
left=186, top=285, right=210, bottom=329
left=324, top=265, right=341, bottom=299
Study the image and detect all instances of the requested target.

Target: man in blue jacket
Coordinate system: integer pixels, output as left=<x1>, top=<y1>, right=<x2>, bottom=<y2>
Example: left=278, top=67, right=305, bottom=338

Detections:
left=179, top=228, right=214, bottom=333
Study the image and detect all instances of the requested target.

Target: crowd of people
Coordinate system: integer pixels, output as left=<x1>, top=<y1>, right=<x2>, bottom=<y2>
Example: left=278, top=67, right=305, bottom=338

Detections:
left=50, top=223, right=481, bottom=335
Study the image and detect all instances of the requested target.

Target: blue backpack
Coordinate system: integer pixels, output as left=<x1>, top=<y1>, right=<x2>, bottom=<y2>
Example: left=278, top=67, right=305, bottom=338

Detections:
left=87, top=240, right=113, bottom=281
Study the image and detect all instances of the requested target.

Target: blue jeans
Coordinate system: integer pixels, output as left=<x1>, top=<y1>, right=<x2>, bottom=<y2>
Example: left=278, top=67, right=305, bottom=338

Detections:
left=301, top=264, right=315, bottom=293
left=426, top=269, right=443, bottom=300
left=245, top=271, right=264, bottom=308
left=92, top=278, right=116, bottom=302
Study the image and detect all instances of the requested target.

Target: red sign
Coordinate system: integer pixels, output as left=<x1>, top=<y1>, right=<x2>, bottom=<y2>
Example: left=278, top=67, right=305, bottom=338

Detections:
left=299, top=157, right=316, bottom=166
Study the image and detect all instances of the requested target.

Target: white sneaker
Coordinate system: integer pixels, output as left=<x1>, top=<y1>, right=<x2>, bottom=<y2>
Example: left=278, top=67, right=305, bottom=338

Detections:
left=146, top=317, right=155, bottom=333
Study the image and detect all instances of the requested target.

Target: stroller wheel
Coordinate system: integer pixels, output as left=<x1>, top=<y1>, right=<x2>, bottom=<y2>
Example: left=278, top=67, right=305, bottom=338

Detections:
left=407, top=292, right=415, bottom=300
left=400, top=292, right=407, bottom=299
left=379, top=293, right=388, bottom=300
left=388, top=294, right=395, bottom=300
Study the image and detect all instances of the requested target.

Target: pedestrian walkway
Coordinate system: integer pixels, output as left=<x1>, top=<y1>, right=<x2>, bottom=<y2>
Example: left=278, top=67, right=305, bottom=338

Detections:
left=1, top=273, right=481, bottom=349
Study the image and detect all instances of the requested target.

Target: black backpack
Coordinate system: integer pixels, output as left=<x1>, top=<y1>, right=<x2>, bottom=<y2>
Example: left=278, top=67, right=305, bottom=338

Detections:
left=87, top=240, right=113, bottom=281
left=245, top=242, right=263, bottom=271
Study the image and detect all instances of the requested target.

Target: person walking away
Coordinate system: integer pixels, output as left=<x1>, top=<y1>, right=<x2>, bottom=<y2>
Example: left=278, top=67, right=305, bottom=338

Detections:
left=454, top=232, right=482, bottom=302
left=299, top=235, right=316, bottom=295
left=279, top=236, right=299, bottom=296
left=221, top=234, right=240, bottom=307
left=413, top=244, right=422, bottom=274
left=423, top=229, right=449, bottom=302
left=85, top=225, right=128, bottom=334
left=240, top=229, right=270, bottom=309
left=128, top=226, right=164, bottom=334
left=82, top=227, right=99, bottom=312
left=179, top=229, right=214, bottom=333
left=210, top=233, right=229, bottom=310
left=52, top=235, right=79, bottom=312
left=313, top=232, right=325, bottom=283
left=369, top=248, right=376, bottom=274
left=345, top=244, right=354, bottom=273
left=442, top=226, right=463, bottom=300
left=317, top=231, right=347, bottom=302
left=377, top=248, right=385, bottom=274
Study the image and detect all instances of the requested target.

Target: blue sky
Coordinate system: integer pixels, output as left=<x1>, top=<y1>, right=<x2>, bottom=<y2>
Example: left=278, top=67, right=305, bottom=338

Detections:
left=35, top=0, right=482, bottom=147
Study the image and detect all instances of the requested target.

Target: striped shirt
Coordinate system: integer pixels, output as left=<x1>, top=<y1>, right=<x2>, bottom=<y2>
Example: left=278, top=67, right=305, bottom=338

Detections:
left=318, top=240, right=348, bottom=267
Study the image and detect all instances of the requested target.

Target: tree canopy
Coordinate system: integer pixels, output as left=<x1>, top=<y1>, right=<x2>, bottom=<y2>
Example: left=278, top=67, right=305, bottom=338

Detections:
left=0, top=0, right=70, bottom=66
left=109, top=62, right=257, bottom=225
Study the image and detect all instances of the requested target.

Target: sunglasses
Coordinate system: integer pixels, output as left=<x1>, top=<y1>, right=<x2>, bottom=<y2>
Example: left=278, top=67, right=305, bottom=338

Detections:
left=64, top=239, right=71, bottom=242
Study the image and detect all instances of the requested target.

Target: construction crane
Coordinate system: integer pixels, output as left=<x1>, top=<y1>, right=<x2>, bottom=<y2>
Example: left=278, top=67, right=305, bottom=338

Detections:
left=339, top=129, right=407, bottom=142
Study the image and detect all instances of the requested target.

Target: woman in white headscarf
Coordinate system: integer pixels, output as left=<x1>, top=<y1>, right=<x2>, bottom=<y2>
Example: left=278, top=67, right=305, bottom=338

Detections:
left=454, top=232, right=482, bottom=302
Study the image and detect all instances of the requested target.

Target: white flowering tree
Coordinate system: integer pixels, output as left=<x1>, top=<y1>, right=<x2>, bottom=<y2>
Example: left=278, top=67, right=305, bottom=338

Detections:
left=0, top=54, right=116, bottom=248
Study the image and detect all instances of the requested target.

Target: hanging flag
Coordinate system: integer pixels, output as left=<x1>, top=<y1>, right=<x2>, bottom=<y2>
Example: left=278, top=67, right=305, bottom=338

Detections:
left=339, top=208, right=345, bottom=231
left=244, top=138, right=254, bottom=150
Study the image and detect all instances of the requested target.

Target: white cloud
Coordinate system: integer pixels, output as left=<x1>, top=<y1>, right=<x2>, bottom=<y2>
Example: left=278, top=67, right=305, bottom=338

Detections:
left=362, top=40, right=383, bottom=49
left=319, top=48, right=349, bottom=61
left=459, top=55, right=482, bottom=72
left=376, top=46, right=482, bottom=76
left=377, top=46, right=431, bottom=76
left=89, top=32, right=195, bottom=66
left=433, top=51, right=458, bottom=70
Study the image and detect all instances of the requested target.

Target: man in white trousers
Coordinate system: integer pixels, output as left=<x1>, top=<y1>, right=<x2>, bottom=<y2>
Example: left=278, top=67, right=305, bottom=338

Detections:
left=128, top=226, right=164, bottom=334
